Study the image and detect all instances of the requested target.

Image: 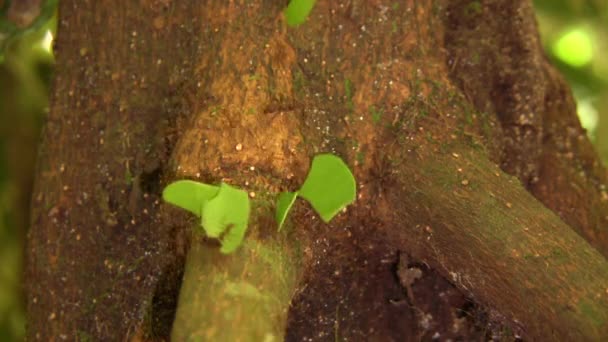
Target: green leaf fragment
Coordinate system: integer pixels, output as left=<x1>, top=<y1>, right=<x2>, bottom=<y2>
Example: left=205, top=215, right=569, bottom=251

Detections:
left=299, top=154, right=356, bottom=222
left=162, top=180, right=220, bottom=217
left=201, top=183, right=250, bottom=254
left=284, top=0, right=317, bottom=27
left=219, top=219, right=249, bottom=254
left=162, top=180, right=250, bottom=254
left=275, top=191, right=298, bottom=231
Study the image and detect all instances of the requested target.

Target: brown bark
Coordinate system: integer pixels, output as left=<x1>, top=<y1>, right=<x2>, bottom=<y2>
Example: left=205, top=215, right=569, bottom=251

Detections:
left=26, top=0, right=608, bottom=341
left=26, top=1, right=200, bottom=339
left=445, top=0, right=608, bottom=257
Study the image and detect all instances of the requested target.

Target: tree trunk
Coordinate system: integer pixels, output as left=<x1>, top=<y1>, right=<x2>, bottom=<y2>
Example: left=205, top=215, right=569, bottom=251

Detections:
left=26, top=0, right=608, bottom=341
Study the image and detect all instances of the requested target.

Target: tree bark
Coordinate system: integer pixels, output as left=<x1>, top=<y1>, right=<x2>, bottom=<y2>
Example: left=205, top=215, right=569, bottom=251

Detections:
left=26, top=0, right=608, bottom=341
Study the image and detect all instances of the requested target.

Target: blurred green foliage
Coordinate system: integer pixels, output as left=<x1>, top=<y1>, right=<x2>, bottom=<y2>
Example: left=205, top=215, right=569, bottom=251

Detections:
left=0, top=0, right=58, bottom=63
left=534, top=0, right=608, bottom=163
left=0, top=3, right=55, bottom=340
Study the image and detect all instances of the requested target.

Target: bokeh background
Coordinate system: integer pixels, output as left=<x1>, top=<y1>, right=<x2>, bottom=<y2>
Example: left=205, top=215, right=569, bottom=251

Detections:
left=0, top=0, right=607, bottom=340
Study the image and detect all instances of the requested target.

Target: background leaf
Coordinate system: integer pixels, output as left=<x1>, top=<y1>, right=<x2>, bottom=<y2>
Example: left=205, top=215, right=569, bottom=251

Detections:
left=275, top=191, right=298, bottom=231
left=299, top=154, right=356, bottom=222
left=284, top=0, right=317, bottom=27
left=162, top=180, right=219, bottom=217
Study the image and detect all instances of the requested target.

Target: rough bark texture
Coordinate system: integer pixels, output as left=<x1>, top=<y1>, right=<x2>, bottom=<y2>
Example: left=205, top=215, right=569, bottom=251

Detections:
left=445, top=0, right=608, bottom=258
left=26, top=1, right=200, bottom=339
left=26, top=0, right=608, bottom=341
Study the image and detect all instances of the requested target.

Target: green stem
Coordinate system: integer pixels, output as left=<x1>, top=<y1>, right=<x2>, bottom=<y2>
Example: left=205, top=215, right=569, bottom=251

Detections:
left=171, top=234, right=303, bottom=340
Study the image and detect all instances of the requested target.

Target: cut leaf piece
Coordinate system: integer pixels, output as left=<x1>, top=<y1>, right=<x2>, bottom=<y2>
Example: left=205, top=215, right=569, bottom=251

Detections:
left=201, top=183, right=250, bottom=253
left=162, top=180, right=220, bottom=217
left=299, top=154, right=356, bottom=222
left=219, top=216, right=249, bottom=254
left=275, top=191, right=298, bottom=231
left=284, top=0, right=317, bottom=27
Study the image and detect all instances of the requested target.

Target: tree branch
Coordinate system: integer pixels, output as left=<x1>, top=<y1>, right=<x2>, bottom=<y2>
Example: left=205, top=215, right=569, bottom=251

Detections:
left=381, top=145, right=608, bottom=340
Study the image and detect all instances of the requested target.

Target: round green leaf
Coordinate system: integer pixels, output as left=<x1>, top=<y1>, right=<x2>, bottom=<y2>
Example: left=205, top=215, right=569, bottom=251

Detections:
left=162, top=180, right=220, bottom=217
left=298, top=154, right=356, bottom=222
left=275, top=191, right=298, bottom=231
